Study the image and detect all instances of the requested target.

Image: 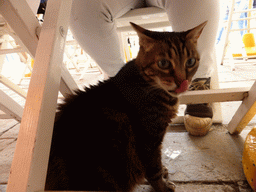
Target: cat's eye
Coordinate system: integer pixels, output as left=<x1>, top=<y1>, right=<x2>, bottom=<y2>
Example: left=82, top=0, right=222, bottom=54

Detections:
left=158, top=59, right=171, bottom=69
left=185, top=58, right=196, bottom=68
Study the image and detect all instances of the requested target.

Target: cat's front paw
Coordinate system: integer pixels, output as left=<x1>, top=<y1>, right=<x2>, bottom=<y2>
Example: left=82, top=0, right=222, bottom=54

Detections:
left=162, top=166, right=169, bottom=179
left=166, top=180, right=176, bottom=192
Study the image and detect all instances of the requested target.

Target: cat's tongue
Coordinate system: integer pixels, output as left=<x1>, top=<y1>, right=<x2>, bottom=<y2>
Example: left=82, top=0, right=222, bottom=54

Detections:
left=175, top=80, right=189, bottom=93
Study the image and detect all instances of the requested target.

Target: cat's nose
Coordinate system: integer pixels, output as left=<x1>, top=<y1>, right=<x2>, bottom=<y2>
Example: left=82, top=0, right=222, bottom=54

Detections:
left=175, top=80, right=189, bottom=93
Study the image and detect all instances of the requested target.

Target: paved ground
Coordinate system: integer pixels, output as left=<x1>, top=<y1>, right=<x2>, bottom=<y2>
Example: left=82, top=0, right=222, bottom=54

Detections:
left=1, top=61, right=256, bottom=191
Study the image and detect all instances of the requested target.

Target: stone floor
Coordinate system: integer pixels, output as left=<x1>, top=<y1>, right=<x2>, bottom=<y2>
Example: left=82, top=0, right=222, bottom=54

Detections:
left=1, top=61, right=256, bottom=191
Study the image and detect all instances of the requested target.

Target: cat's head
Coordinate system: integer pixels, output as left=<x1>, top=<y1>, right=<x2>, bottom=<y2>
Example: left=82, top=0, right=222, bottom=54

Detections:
left=131, top=21, right=207, bottom=97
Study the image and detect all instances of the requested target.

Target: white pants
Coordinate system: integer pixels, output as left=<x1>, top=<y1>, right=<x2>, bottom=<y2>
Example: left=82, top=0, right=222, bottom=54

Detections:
left=70, top=0, right=220, bottom=78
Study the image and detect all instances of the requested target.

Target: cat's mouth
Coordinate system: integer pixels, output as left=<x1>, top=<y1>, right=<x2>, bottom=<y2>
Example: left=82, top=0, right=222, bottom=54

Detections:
left=166, top=80, right=189, bottom=95
left=174, top=80, right=189, bottom=93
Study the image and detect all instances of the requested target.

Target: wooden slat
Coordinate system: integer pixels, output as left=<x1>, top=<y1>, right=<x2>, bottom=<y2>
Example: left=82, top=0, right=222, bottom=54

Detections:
left=0, top=47, right=24, bottom=55
left=116, top=7, right=170, bottom=31
left=0, top=89, right=23, bottom=122
left=0, top=75, right=27, bottom=99
left=0, top=0, right=79, bottom=97
left=0, top=113, right=12, bottom=119
left=0, top=0, right=40, bottom=57
left=179, top=87, right=250, bottom=104
left=117, top=21, right=171, bottom=32
left=6, top=0, right=72, bottom=192
left=228, top=81, right=256, bottom=134
left=60, top=64, right=78, bottom=97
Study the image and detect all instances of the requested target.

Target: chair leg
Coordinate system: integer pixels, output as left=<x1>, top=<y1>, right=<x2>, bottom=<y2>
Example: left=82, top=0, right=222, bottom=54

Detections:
left=6, top=0, right=73, bottom=191
left=228, top=80, right=256, bottom=134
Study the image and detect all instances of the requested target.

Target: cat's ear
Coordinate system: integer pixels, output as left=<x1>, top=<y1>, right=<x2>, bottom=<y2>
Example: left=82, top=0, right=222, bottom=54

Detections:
left=186, top=21, right=207, bottom=43
left=130, top=22, right=155, bottom=52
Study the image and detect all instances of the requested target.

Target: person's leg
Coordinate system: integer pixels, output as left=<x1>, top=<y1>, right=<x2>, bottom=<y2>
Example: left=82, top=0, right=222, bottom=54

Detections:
left=147, top=0, right=220, bottom=136
left=70, top=0, right=144, bottom=77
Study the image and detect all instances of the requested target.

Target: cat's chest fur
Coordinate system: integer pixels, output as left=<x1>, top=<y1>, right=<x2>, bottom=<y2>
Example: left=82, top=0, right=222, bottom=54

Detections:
left=111, top=60, right=178, bottom=134
left=46, top=60, right=178, bottom=190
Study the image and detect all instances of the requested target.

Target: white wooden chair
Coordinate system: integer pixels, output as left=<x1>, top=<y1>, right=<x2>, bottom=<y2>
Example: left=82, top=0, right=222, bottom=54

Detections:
left=0, top=0, right=79, bottom=123
left=116, top=7, right=170, bottom=62
left=2, top=1, right=256, bottom=191
left=0, top=18, right=28, bottom=121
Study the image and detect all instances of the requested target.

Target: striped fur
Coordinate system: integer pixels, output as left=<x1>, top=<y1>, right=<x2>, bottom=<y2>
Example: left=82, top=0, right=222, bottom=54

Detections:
left=45, top=22, right=206, bottom=191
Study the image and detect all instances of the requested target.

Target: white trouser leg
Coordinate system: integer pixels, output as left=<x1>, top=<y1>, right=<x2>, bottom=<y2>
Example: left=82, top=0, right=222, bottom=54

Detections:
left=71, top=0, right=220, bottom=78
left=70, top=0, right=144, bottom=77
left=146, top=0, right=220, bottom=79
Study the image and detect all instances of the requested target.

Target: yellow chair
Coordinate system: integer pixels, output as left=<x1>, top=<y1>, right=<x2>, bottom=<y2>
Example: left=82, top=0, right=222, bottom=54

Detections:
left=243, top=33, right=256, bottom=57
left=232, top=33, right=256, bottom=58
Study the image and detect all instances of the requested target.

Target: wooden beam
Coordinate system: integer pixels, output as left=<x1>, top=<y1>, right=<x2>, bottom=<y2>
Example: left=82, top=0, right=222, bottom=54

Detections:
left=7, top=0, right=72, bottom=191
left=228, top=81, right=256, bottom=134
left=117, top=21, right=171, bottom=32
left=60, top=64, right=78, bottom=97
left=0, top=0, right=40, bottom=57
left=116, top=7, right=170, bottom=32
left=0, top=0, right=79, bottom=97
left=0, top=89, right=23, bottom=122
left=0, top=47, right=24, bottom=55
left=179, top=87, right=250, bottom=104
left=0, top=75, right=27, bottom=99
left=0, top=113, right=12, bottom=119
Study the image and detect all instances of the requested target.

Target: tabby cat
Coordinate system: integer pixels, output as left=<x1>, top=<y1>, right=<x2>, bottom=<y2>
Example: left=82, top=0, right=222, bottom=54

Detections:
left=45, top=21, right=207, bottom=191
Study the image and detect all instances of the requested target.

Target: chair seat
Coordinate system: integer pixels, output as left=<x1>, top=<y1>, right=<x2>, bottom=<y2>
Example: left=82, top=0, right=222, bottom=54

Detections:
left=116, top=7, right=170, bottom=32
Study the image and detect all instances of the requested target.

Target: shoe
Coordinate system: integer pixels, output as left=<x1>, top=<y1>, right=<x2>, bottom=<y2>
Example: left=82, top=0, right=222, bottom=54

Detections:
left=184, top=78, right=213, bottom=136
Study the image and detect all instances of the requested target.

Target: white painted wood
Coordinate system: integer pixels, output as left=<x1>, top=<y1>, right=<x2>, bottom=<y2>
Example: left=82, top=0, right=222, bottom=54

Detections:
left=7, top=0, right=72, bottom=192
left=116, top=7, right=168, bottom=28
left=0, top=47, right=24, bottom=55
left=60, top=64, right=78, bottom=97
left=173, top=87, right=249, bottom=125
left=0, top=0, right=79, bottom=97
left=179, top=87, right=250, bottom=104
left=0, top=89, right=23, bottom=122
left=117, top=7, right=171, bottom=64
left=234, top=8, right=256, bottom=13
left=211, top=50, right=223, bottom=124
left=0, top=0, right=40, bottom=57
left=65, top=51, right=80, bottom=72
left=0, top=113, right=12, bottom=119
left=228, top=81, right=256, bottom=134
left=0, top=35, right=6, bottom=73
left=221, top=0, right=235, bottom=64
left=117, top=21, right=171, bottom=32
left=0, top=75, right=27, bottom=98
